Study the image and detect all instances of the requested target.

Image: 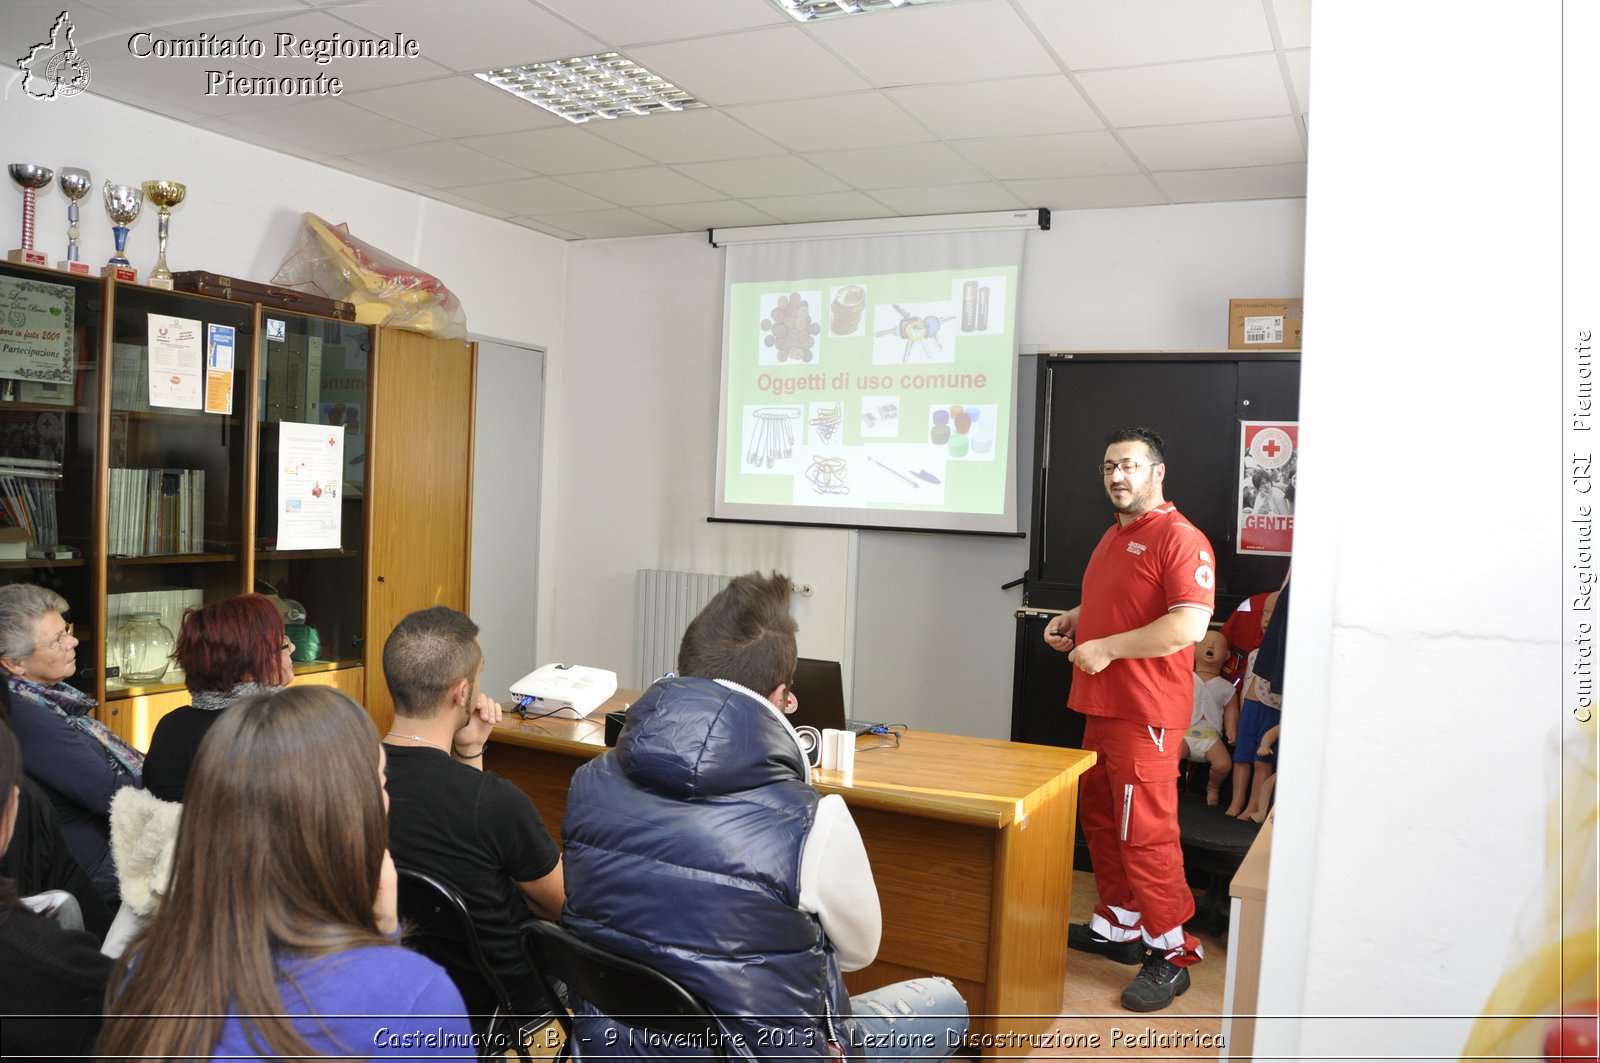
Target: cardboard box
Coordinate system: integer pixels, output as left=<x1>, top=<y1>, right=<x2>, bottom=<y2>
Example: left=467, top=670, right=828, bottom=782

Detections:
left=0, top=527, right=30, bottom=560
left=1228, top=298, right=1303, bottom=350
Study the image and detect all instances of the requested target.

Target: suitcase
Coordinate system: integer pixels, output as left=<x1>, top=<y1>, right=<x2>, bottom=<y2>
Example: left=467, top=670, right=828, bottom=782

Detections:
left=171, top=271, right=356, bottom=321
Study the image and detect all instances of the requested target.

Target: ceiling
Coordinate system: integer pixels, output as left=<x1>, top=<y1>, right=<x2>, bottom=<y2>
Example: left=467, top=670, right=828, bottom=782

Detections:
left=6, top=0, right=1311, bottom=241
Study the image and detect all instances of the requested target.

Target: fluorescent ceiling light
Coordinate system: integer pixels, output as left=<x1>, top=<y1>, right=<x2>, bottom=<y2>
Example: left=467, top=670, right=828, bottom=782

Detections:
left=476, top=53, right=704, bottom=124
left=770, top=0, right=952, bottom=20
left=709, top=208, right=1049, bottom=247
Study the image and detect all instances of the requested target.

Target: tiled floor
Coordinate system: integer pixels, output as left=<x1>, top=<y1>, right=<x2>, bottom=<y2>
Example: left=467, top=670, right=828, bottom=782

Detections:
left=1024, top=871, right=1228, bottom=1059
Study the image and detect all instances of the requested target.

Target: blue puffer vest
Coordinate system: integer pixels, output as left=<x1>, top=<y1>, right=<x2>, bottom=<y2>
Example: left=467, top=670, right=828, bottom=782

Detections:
left=562, top=677, right=863, bottom=1060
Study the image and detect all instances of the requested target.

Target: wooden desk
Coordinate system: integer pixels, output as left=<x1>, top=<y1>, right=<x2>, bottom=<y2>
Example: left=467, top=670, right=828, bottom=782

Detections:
left=487, top=694, right=1096, bottom=1049
left=1222, top=811, right=1273, bottom=1061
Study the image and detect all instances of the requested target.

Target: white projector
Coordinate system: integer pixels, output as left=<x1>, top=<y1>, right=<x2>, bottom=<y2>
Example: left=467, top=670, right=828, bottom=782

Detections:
left=509, top=663, right=618, bottom=719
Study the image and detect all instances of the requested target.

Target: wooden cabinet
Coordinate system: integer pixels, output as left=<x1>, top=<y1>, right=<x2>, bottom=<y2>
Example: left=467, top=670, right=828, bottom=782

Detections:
left=0, top=261, right=475, bottom=746
left=362, top=327, right=476, bottom=733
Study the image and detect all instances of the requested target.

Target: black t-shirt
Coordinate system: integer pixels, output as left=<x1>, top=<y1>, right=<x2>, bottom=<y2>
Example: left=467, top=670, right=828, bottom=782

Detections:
left=143, top=706, right=226, bottom=802
left=384, top=744, right=560, bottom=1015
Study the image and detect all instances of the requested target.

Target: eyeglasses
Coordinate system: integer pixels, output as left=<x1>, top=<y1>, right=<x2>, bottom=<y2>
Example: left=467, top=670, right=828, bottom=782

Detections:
left=280, top=641, right=295, bottom=654
left=1098, top=459, right=1159, bottom=477
left=44, top=623, right=75, bottom=651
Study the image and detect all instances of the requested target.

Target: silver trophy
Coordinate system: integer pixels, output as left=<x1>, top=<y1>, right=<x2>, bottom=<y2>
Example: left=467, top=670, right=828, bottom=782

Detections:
left=140, top=179, right=185, bottom=290
left=103, top=181, right=143, bottom=279
left=57, top=167, right=91, bottom=273
left=7, top=163, right=54, bottom=266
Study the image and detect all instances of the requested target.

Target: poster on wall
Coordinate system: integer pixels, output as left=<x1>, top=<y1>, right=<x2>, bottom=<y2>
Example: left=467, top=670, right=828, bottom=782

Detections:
left=275, top=421, right=344, bottom=551
left=1237, top=421, right=1297, bottom=556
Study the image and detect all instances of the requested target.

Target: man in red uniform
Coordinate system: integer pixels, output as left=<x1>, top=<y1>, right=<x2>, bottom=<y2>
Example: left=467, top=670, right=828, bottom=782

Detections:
left=1044, top=426, right=1215, bottom=1012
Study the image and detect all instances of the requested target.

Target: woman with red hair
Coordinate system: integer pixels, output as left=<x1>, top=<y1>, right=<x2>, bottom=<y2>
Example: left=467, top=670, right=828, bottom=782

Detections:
left=142, top=594, right=295, bottom=803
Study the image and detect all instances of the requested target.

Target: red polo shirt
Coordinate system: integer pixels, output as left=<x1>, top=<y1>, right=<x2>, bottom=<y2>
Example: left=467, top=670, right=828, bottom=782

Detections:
left=1068, top=502, right=1216, bottom=729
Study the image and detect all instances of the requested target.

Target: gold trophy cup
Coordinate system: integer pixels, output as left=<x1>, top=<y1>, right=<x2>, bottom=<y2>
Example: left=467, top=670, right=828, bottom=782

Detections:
left=141, top=179, right=186, bottom=290
left=7, top=163, right=54, bottom=267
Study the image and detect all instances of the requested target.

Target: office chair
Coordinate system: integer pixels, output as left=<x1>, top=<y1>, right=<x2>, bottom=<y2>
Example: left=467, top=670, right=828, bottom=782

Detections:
left=395, top=866, right=552, bottom=1062
left=521, top=918, right=727, bottom=1061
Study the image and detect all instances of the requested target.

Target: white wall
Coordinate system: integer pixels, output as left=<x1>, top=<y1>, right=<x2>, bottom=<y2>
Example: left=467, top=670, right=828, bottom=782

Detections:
left=1253, top=4, right=1567, bottom=1059
left=547, top=200, right=1306, bottom=731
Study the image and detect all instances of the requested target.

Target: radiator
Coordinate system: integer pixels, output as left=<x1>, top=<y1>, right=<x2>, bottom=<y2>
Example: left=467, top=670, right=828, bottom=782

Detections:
left=634, top=569, right=732, bottom=689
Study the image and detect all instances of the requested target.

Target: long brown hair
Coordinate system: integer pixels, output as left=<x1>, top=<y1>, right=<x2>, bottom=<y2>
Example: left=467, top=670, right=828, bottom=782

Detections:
left=96, top=686, right=390, bottom=1060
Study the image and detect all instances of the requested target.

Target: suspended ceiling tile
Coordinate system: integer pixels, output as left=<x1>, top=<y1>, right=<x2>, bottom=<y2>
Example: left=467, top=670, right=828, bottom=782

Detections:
left=636, top=200, right=785, bottom=232
left=740, top=190, right=898, bottom=225
left=441, top=175, right=615, bottom=215
left=869, top=182, right=1029, bottom=216
left=345, top=76, right=566, bottom=139
left=724, top=93, right=934, bottom=153
left=585, top=108, right=788, bottom=164
left=1153, top=163, right=1307, bottom=202
left=213, top=98, right=436, bottom=158
left=1078, top=54, right=1292, bottom=127
left=888, top=76, right=1105, bottom=140
left=551, top=167, right=725, bottom=207
left=1121, top=117, right=1304, bottom=172
left=524, top=208, right=678, bottom=240
left=804, top=142, right=986, bottom=190
left=1016, top=0, right=1274, bottom=70
left=339, top=139, right=534, bottom=189
left=1271, top=0, right=1314, bottom=50
left=628, top=26, right=870, bottom=107
left=1284, top=49, right=1311, bottom=113
left=811, top=0, right=1059, bottom=87
left=1003, top=173, right=1168, bottom=210
left=537, top=0, right=788, bottom=49
left=458, top=126, right=655, bottom=175
left=328, top=0, right=603, bottom=73
left=672, top=155, right=850, bottom=199
left=954, top=130, right=1140, bottom=180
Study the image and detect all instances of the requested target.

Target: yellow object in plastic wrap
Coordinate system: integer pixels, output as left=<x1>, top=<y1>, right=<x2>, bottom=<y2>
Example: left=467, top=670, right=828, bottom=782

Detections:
left=271, top=213, right=467, bottom=339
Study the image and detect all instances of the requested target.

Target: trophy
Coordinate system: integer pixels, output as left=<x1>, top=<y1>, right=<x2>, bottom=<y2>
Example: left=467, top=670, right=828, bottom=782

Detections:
left=56, top=168, right=92, bottom=275
left=7, top=163, right=53, bottom=267
left=140, top=179, right=186, bottom=290
left=102, top=181, right=142, bottom=282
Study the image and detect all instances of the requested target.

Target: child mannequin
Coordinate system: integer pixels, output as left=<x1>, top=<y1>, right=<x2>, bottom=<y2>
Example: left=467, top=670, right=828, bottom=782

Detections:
left=1181, top=631, right=1234, bottom=805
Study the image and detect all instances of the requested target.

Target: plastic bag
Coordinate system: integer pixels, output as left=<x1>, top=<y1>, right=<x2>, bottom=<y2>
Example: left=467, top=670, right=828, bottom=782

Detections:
left=271, top=212, right=467, bottom=339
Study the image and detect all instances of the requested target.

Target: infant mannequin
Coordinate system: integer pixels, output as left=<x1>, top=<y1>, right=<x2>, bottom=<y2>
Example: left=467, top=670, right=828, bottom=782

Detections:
left=1181, top=630, right=1235, bottom=805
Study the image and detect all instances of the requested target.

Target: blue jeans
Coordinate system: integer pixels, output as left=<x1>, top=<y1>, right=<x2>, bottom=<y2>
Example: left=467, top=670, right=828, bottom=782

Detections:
left=850, top=977, right=969, bottom=1062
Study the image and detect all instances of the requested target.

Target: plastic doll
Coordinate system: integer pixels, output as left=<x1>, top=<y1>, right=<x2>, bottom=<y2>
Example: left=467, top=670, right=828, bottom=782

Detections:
left=1181, top=630, right=1235, bottom=805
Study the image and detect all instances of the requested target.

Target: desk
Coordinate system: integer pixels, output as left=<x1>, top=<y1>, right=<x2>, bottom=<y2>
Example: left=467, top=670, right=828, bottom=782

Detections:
left=487, top=694, right=1096, bottom=1049
left=1222, top=811, right=1273, bottom=1061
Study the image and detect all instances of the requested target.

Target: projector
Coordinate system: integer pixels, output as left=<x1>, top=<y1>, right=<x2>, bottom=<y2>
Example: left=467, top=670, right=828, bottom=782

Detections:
left=510, top=663, right=617, bottom=720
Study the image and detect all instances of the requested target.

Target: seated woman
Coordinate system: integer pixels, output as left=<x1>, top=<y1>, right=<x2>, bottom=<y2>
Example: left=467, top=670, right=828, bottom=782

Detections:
left=143, top=593, right=295, bottom=802
left=0, top=585, right=141, bottom=906
left=97, top=686, right=471, bottom=1060
left=0, top=719, right=115, bottom=1062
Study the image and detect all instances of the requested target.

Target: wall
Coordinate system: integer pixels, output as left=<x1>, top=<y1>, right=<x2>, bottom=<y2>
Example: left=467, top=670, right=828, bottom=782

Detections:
left=550, top=200, right=1306, bottom=735
left=1253, top=4, right=1568, bottom=1059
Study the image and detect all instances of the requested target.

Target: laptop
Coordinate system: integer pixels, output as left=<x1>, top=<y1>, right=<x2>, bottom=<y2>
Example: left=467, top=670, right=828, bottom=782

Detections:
left=787, top=657, right=880, bottom=736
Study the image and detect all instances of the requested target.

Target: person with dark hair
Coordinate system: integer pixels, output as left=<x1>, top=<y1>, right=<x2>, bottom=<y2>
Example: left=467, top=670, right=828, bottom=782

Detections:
left=562, top=571, right=970, bottom=1060
left=97, top=685, right=470, bottom=1059
left=0, top=682, right=112, bottom=941
left=0, top=584, right=141, bottom=906
left=1043, top=426, right=1217, bottom=1012
left=142, top=593, right=295, bottom=802
left=381, top=605, right=564, bottom=1030
left=0, top=718, right=115, bottom=1061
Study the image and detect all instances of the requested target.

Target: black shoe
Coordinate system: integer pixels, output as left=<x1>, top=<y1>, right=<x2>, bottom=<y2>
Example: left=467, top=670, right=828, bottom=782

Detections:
left=1067, top=923, right=1145, bottom=965
left=1120, top=952, right=1192, bottom=1012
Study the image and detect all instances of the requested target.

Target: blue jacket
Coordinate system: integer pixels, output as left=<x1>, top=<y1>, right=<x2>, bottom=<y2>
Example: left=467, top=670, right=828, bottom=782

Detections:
left=562, top=677, right=862, bottom=1060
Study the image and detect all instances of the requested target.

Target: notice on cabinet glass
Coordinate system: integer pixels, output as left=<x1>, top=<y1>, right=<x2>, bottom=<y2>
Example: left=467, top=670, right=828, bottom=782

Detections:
left=1237, top=421, right=1297, bottom=555
left=276, top=421, right=344, bottom=551
left=146, top=313, right=203, bottom=410
left=204, top=323, right=235, bottom=415
left=0, top=275, right=75, bottom=384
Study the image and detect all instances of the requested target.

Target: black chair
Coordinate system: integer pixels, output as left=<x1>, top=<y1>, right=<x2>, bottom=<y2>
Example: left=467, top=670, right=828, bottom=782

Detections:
left=395, top=867, right=552, bottom=1062
left=521, top=918, right=727, bottom=1061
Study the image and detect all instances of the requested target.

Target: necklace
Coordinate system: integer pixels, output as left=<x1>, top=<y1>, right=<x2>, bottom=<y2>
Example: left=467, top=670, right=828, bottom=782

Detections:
left=385, top=730, right=450, bottom=753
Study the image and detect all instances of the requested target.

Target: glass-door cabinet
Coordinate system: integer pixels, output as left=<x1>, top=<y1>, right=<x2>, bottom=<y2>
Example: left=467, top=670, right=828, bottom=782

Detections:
left=253, top=310, right=370, bottom=681
left=0, top=261, right=104, bottom=692
left=103, top=282, right=252, bottom=713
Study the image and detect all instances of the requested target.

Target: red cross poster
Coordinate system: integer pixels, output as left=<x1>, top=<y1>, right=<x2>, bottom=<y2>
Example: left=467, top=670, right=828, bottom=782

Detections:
left=1238, top=421, right=1297, bottom=556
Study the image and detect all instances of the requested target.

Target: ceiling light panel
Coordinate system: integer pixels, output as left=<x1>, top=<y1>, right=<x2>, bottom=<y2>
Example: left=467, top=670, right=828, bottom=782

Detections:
left=476, top=53, right=705, bottom=124
left=769, top=0, right=953, bottom=22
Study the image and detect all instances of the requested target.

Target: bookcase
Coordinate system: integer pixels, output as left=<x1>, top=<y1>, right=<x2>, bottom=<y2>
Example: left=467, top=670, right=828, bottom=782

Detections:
left=0, top=259, right=472, bottom=748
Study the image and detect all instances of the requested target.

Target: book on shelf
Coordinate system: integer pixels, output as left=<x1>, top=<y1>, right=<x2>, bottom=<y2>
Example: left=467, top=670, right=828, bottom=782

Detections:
left=0, top=455, right=62, bottom=553
left=108, top=466, right=205, bottom=556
